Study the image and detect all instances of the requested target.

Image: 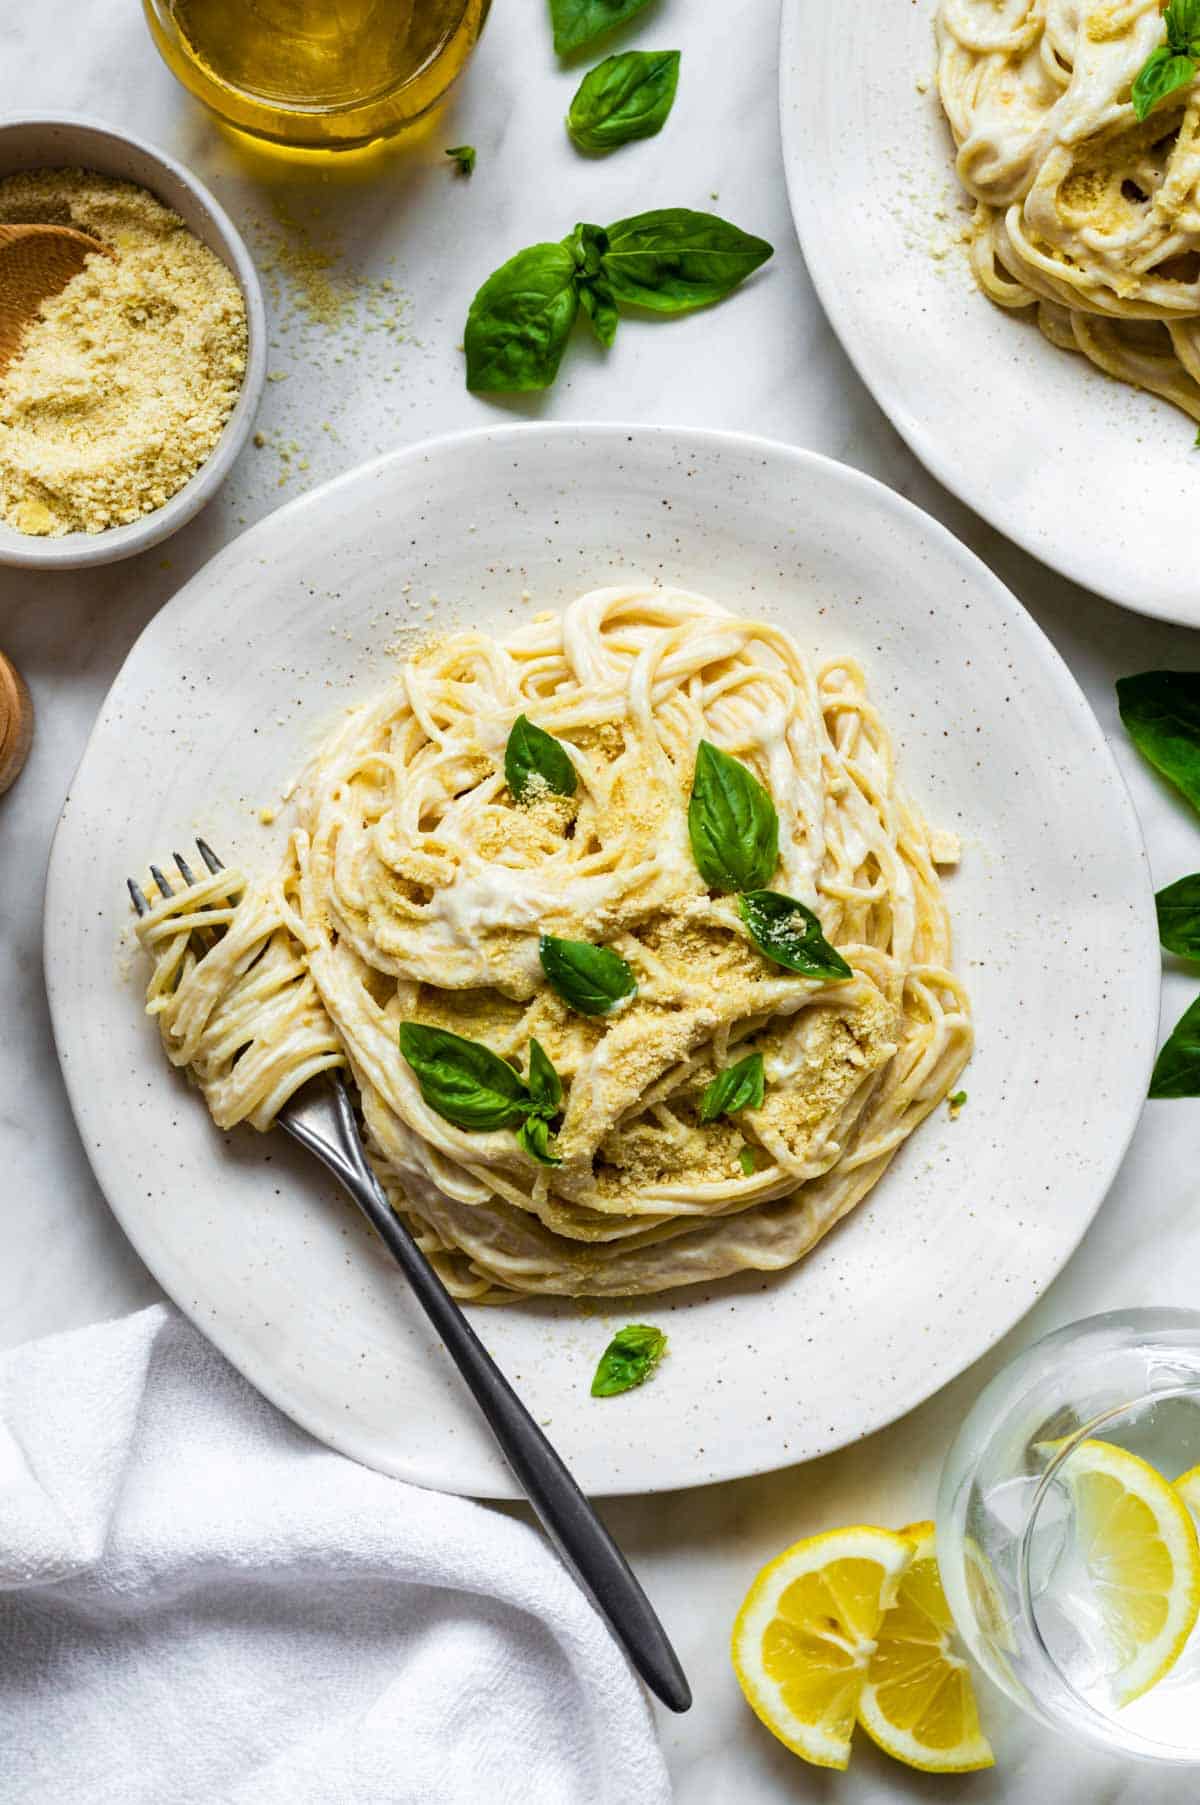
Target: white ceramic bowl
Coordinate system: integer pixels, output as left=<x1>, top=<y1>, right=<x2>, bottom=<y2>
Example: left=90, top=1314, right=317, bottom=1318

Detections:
left=0, top=115, right=266, bottom=570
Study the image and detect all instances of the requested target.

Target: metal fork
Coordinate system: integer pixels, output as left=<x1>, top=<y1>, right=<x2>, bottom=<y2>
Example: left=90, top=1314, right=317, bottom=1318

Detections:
left=128, top=841, right=691, bottom=1715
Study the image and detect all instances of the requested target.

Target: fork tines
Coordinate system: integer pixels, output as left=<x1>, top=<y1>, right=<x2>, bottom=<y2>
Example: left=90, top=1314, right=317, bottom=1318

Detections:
left=127, top=837, right=225, bottom=918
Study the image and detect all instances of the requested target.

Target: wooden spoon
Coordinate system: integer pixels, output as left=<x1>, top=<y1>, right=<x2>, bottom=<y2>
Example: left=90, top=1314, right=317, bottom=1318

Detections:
left=0, top=651, right=33, bottom=794
left=0, top=223, right=112, bottom=373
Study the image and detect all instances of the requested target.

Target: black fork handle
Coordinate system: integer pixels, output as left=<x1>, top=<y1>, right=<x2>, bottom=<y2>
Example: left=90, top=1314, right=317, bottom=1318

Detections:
left=283, top=1075, right=692, bottom=1715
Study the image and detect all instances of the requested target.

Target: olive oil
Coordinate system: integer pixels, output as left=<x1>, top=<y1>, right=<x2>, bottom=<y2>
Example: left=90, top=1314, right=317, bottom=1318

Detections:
left=144, top=0, right=489, bottom=152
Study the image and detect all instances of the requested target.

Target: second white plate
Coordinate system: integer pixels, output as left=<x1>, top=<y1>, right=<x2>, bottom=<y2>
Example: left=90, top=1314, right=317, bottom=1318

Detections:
left=780, top=0, right=1200, bottom=626
left=45, top=425, right=1157, bottom=1497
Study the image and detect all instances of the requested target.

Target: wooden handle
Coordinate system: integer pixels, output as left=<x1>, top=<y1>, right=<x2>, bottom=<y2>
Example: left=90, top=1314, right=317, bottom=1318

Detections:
left=0, top=652, right=33, bottom=794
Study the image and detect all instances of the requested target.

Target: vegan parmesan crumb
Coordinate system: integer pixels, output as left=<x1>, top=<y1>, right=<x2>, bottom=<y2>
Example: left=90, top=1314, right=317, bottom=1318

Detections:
left=0, top=169, right=247, bottom=537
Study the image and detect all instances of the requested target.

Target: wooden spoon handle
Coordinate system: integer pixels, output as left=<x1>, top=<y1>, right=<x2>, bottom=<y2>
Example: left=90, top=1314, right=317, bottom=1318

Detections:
left=0, top=651, right=33, bottom=794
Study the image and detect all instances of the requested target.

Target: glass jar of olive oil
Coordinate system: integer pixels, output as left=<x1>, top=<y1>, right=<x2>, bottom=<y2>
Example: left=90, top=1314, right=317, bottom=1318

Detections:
left=144, top=0, right=490, bottom=152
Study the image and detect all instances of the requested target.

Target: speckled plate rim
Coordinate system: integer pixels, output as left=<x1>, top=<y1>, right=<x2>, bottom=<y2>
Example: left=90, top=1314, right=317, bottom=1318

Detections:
left=44, top=423, right=1160, bottom=1498
left=778, top=1, right=1200, bottom=628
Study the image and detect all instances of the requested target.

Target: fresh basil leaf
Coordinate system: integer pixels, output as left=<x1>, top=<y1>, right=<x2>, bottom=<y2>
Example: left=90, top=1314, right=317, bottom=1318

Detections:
left=1149, top=993, right=1200, bottom=1097
left=739, top=891, right=853, bottom=981
left=1167, top=0, right=1200, bottom=55
left=399, top=1023, right=531, bottom=1130
left=699, top=1051, right=765, bottom=1123
left=465, top=242, right=580, bottom=393
left=737, top=1146, right=757, bottom=1177
left=1117, top=672, right=1200, bottom=814
left=567, top=50, right=680, bottom=153
left=540, top=935, right=638, bottom=1015
left=949, top=1090, right=968, bottom=1111
left=505, top=714, right=578, bottom=801
left=600, top=208, right=773, bottom=313
left=1157, top=874, right=1200, bottom=957
left=688, top=739, right=779, bottom=892
left=549, top=0, right=656, bottom=57
left=518, top=1112, right=562, bottom=1165
left=566, top=220, right=608, bottom=276
left=527, top=1037, right=564, bottom=1116
left=590, top=1323, right=667, bottom=1397
left=445, top=144, right=476, bottom=175
left=578, top=275, right=619, bottom=347
left=1132, top=46, right=1196, bottom=120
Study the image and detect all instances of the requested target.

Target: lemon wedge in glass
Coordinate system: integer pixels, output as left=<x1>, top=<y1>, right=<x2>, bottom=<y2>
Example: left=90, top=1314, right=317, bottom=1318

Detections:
left=857, top=1520, right=994, bottom=1772
left=1056, top=1439, right=1200, bottom=1707
left=730, top=1525, right=913, bottom=1769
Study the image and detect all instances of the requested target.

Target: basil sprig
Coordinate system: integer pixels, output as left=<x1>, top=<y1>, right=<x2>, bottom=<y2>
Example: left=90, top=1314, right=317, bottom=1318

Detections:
left=399, top=1025, right=565, bottom=1164
left=739, top=891, right=853, bottom=982
left=688, top=740, right=779, bottom=892
left=465, top=210, right=772, bottom=393
left=1132, top=0, right=1200, bottom=121
left=590, top=1323, right=667, bottom=1397
left=549, top=0, right=655, bottom=58
left=505, top=714, right=578, bottom=802
left=699, top=1051, right=765, bottom=1123
left=1157, top=873, right=1200, bottom=958
left=1117, top=672, right=1200, bottom=813
left=1120, top=668, right=1200, bottom=1098
left=540, top=934, right=638, bottom=1015
left=567, top=50, right=680, bottom=153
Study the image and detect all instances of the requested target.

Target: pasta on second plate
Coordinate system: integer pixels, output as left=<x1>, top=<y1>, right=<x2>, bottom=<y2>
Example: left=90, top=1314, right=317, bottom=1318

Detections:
left=133, top=586, right=970, bottom=1301
left=938, top=0, right=1200, bottom=421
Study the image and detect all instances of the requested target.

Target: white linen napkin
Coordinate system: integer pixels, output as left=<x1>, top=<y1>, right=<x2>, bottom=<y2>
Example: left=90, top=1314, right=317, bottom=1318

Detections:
left=0, top=1305, right=671, bottom=1804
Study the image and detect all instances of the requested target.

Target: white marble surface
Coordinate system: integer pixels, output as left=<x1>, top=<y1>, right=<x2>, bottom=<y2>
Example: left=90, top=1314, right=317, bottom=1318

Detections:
left=4, top=2, right=1200, bottom=1798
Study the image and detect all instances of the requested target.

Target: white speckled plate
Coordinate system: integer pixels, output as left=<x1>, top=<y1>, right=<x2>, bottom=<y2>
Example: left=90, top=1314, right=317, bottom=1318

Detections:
left=45, top=425, right=1157, bottom=1498
left=780, top=1, right=1200, bottom=626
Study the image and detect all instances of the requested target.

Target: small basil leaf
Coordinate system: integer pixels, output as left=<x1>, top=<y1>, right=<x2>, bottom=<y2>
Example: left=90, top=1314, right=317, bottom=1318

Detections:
left=465, top=242, right=580, bottom=393
left=1157, top=874, right=1200, bottom=958
left=540, top=934, right=638, bottom=1015
left=399, top=1023, right=532, bottom=1130
left=1167, top=0, right=1200, bottom=55
left=600, top=208, right=773, bottom=313
left=567, top=50, right=680, bottom=153
left=590, top=1323, right=667, bottom=1397
left=1149, top=993, right=1200, bottom=1098
left=518, top=1113, right=562, bottom=1165
left=579, top=275, right=619, bottom=347
left=505, top=714, right=578, bottom=801
left=737, top=1146, right=758, bottom=1176
left=566, top=220, right=609, bottom=276
left=549, top=0, right=655, bottom=58
left=1132, top=46, right=1196, bottom=120
left=445, top=144, right=476, bottom=175
left=688, top=739, right=779, bottom=892
left=527, top=1037, right=564, bottom=1116
left=739, top=891, right=853, bottom=981
left=699, top=1051, right=765, bottom=1123
left=1117, top=672, right=1200, bottom=815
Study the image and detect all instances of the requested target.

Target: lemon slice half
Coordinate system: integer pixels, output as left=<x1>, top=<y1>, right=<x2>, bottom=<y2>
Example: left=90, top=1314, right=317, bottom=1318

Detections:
left=1057, top=1439, right=1200, bottom=1707
left=731, top=1525, right=913, bottom=1769
left=857, top=1520, right=994, bottom=1772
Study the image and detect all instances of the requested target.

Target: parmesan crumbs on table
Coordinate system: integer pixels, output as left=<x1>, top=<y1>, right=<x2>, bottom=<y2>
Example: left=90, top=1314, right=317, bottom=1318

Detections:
left=0, top=169, right=247, bottom=536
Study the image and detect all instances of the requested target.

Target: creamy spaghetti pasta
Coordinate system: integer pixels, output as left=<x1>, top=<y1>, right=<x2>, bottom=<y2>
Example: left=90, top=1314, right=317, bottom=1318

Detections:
left=937, top=0, right=1200, bottom=420
left=134, top=587, right=970, bottom=1300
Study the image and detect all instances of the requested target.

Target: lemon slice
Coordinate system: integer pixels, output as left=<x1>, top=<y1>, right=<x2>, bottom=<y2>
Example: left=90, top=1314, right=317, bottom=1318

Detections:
left=1174, top=1462, right=1200, bottom=1518
left=857, top=1521, right=994, bottom=1772
left=1056, top=1439, right=1200, bottom=1707
left=731, top=1525, right=913, bottom=1769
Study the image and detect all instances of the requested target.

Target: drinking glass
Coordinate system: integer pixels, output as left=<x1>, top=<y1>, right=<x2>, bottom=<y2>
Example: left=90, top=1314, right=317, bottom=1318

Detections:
left=938, top=1308, right=1200, bottom=1763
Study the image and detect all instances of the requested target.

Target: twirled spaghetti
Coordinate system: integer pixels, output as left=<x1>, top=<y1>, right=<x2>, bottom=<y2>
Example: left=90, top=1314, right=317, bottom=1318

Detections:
left=937, top=0, right=1200, bottom=420
left=134, top=586, right=970, bottom=1300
